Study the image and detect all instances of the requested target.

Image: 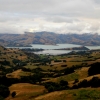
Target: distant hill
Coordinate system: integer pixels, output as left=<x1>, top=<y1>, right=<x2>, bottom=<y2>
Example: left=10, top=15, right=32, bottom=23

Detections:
left=0, top=39, right=30, bottom=47
left=0, top=32, right=100, bottom=47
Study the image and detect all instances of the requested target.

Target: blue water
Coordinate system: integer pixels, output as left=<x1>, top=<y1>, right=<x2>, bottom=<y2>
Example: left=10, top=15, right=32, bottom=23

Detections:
left=31, top=44, right=81, bottom=49
left=33, top=50, right=72, bottom=55
left=7, top=43, right=100, bottom=55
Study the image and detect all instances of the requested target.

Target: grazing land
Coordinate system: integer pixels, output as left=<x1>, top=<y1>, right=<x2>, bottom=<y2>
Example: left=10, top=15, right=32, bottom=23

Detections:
left=0, top=46, right=100, bottom=100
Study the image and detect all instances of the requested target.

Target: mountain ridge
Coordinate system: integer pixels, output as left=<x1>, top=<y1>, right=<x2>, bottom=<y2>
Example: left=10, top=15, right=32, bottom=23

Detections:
left=0, top=32, right=100, bottom=47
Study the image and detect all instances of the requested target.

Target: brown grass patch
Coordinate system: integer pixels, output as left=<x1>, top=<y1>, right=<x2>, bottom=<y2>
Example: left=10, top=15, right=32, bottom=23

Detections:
left=6, top=69, right=32, bottom=78
left=6, top=83, right=47, bottom=100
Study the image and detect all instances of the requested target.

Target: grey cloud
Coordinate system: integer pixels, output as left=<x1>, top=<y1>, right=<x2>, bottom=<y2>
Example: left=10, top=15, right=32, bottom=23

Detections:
left=0, top=0, right=100, bottom=34
left=0, top=0, right=95, bottom=16
left=88, top=23, right=100, bottom=32
left=92, top=0, right=100, bottom=4
left=46, top=16, right=79, bottom=23
left=0, top=0, right=98, bottom=19
left=66, top=23, right=86, bottom=32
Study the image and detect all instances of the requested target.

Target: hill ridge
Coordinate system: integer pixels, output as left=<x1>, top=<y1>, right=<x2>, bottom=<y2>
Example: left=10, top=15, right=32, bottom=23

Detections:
left=0, top=32, right=100, bottom=47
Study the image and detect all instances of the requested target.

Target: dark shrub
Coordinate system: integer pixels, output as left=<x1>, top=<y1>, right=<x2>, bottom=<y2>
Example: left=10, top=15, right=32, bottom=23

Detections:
left=64, top=67, right=74, bottom=75
left=0, top=96, right=4, bottom=100
left=0, top=85, right=10, bottom=98
left=72, top=85, right=78, bottom=89
left=89, top=77, right=100, bottom=87
left=61, top=65, right=67, bottom=67
left=11, top=91, right=16, bottom=98
left=63, top=60, right=66, bottom=62
left=78, top=79, right=89, bottom=88
left=59, top=80, right=68, bottom=89
left=44, top=82, right=60, bottom=92
left=54, top=60, right=62, bottom=62
left=73, top=79, right=79, bottom=84
left=60, top=80, right=68, bottom=86
left=88, top=62, right=100, bottom=76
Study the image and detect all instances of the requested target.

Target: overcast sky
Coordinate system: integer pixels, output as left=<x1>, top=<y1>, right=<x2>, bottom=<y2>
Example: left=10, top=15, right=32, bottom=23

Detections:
left=0, top=0, right=100, bottom=34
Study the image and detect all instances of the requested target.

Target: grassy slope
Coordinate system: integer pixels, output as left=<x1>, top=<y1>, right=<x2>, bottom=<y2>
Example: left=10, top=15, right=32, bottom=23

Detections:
left=5, top=83, right=47, bottom=100
left=6, top=69, right=32, bottom=78
left=34, top=88, right=100, bottom=100
left=0, top=47, right=27, bottom=62
left=2, top=48, right=100, bottom=100
left=45, top=67, right=89, bottom=83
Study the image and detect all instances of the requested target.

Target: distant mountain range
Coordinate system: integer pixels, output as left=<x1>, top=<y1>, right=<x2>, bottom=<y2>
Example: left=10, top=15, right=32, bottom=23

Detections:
left=0, top=32, right=100, bottom=47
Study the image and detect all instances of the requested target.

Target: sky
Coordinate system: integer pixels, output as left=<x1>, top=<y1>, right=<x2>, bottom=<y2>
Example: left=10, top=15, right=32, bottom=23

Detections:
left=0, top=0, right=100, bottom=34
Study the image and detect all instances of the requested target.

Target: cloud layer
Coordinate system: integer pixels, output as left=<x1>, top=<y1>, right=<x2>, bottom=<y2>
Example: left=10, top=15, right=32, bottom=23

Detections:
left=0, top=0, right=100, bottom=34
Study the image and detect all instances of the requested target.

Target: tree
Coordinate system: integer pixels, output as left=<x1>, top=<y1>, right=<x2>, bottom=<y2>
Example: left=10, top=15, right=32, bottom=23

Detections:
left=73, top=79, right=79, bottom=84
left=78, top=79, right=89, bottom=88
left=89, top=77, right=100, bottom=87
left=11, top=91, right=16, bottom=98
left=60, top=80, right=68, bottom=86
left=88, top=62, right=100, bottom=76
left=59, top=80, right=68, bottom=89
left=31, top=72, right=44, bottom=84
left=0, top=96, right=4, bottom=100
left=0, top=85, right=10, bottom=98
left=44, top=82, right=60, bottom=92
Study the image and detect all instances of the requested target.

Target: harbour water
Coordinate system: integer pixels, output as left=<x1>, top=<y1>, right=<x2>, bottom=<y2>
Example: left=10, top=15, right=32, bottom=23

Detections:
left=7, top=44, right=100, bottom=55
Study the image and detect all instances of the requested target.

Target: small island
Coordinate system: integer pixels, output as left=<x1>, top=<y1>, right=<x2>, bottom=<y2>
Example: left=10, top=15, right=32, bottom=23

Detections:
left=54, top=46, right=89, bottom=50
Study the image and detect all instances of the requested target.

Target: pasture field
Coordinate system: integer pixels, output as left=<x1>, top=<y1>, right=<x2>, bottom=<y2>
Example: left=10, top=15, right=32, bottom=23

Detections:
left=0, top=46, right=100, bottom=100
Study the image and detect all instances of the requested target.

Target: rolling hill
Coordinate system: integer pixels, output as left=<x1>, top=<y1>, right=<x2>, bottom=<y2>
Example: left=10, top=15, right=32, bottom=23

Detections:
left=0, top=45, right=100, bottom=99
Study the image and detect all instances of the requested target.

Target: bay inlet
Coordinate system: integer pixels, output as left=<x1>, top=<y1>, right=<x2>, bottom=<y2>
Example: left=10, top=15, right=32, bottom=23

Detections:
left=7, top=44, right=100, bottom=55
